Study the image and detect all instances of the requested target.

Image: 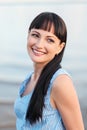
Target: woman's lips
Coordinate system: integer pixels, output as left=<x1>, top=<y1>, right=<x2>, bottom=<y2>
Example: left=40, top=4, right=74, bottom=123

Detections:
left=32, top=48, right=46, bottom=56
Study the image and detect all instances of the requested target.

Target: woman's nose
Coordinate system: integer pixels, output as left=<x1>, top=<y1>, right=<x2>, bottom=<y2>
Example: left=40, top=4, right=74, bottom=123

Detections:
left=36, top=38, right=44, bottom=48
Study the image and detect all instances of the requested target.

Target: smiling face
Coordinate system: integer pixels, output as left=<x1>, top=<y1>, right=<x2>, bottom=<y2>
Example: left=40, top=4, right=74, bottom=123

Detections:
left=27, top=26, right=65, bottom=66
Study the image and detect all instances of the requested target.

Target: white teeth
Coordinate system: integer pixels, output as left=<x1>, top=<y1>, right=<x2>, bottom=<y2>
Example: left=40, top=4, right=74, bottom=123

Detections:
left=33, top=49, right=45, bottom=55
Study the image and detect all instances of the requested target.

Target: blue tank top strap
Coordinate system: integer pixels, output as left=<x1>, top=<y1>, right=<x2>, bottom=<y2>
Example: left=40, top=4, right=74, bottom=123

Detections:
left=19, top=71, right=33, bottom=96
left=47, top=68, right=71, bottom=96
left=50, top=68, right=70, bottom=84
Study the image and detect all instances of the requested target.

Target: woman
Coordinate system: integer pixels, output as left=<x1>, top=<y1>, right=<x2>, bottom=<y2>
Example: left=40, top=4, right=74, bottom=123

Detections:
left=14, top=12, right=84, bottom=130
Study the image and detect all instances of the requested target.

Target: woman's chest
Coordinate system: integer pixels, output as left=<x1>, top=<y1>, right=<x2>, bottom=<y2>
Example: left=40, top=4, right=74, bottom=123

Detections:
left=14, top=95, right=31, bottom=119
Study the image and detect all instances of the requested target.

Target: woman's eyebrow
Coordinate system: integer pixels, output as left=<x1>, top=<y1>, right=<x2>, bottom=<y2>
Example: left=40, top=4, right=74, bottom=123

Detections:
left=47, top=35, right=55, bottom=38
left=31, top=30, right=40, bottom=34
left=46, top=35, right=57, bottom=40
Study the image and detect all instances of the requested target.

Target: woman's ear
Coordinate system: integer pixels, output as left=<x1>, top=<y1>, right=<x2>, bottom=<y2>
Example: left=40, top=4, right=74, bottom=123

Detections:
left=57, top=42, right=65, bottom=54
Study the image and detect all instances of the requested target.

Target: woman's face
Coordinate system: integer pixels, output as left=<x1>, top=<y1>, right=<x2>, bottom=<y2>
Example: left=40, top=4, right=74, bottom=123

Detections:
left=27, top=26, right=64, bottom=66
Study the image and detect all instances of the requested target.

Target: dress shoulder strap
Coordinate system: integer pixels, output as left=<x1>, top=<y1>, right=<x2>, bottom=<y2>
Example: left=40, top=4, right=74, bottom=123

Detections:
left=47, top=68, right=71, bottom=95
left=50, top=68, right=71, bottom=84
left=19, top=71, right=33, bottom=96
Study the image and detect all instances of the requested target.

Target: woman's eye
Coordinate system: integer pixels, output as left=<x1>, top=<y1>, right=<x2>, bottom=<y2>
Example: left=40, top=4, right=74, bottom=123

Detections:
left=47, top=38, right=55, bottom=43
left=31, top=33, right=39, bottom=38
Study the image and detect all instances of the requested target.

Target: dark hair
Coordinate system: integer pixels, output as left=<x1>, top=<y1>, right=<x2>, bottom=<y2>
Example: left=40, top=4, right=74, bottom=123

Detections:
left=26, top=12, right=67, bottom=124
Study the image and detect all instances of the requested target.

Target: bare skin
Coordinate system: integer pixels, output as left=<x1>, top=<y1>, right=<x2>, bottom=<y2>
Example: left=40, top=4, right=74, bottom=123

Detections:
left=50, top=74, right=84, bottom=130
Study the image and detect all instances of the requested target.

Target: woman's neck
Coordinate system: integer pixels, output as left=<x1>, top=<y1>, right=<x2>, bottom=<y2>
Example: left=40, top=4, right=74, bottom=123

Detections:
left=33, top=63, right=45, bottom=81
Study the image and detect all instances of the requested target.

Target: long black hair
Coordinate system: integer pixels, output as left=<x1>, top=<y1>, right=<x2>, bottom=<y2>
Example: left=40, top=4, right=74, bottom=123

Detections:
left=26, top=12, right=67, bottom=124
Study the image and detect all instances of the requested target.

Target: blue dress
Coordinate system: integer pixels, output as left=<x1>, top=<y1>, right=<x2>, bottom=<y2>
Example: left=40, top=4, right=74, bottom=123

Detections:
left=14, top=68, right=70, bottom=130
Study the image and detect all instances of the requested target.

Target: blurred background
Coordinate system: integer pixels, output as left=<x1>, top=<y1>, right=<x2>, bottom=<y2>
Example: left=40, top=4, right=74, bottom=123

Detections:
left=0, top=0, right=87, bottom=130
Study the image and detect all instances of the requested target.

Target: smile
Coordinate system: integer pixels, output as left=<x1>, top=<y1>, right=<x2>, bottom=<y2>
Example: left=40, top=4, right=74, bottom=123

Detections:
left=32, top=48, right=46, bottom=56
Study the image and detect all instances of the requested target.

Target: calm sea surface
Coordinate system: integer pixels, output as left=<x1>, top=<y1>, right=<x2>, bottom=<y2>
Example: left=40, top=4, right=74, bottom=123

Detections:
left=0, top=1, right=87, bottom=100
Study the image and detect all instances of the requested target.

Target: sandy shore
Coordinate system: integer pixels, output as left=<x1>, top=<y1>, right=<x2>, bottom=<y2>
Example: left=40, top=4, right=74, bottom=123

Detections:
left=0, top=99, right=16, bottom=130
left=79, top=98, right=87, bottom=130
left=0, top=98, right=87, bottom=130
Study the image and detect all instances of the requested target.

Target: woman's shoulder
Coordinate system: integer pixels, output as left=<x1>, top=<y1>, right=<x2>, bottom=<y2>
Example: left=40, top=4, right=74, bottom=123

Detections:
left=51, top=68, right=75, bottom=101
left=50, top=68, right=71, bottom=84
left=51, top=68, right=75, bottom=104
